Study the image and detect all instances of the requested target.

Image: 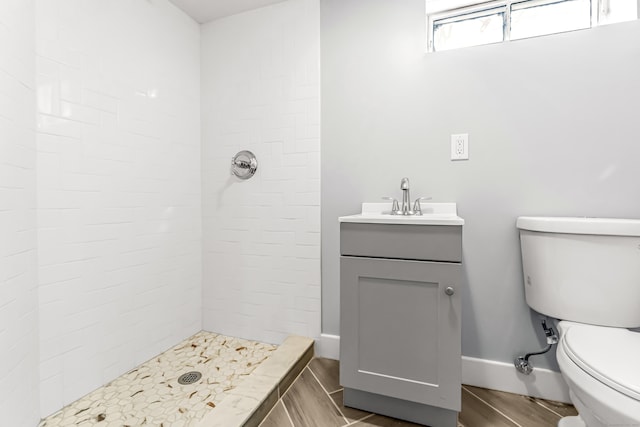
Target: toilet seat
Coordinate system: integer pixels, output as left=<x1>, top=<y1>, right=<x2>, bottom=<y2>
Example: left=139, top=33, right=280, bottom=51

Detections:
left=561, top=323, right=640, bottom=401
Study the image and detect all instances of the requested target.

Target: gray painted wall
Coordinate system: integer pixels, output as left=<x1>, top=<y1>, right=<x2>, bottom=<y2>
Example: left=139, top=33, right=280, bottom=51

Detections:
left=321, top=0, right=640, bottom=370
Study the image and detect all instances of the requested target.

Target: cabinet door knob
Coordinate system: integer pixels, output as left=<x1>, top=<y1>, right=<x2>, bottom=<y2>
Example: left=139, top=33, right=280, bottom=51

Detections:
left=445, top=286, right=455, bottom=296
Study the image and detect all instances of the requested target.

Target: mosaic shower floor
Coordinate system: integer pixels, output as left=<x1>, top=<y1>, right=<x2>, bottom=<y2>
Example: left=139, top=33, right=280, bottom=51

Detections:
left=39, top=332, right=277, bottom=427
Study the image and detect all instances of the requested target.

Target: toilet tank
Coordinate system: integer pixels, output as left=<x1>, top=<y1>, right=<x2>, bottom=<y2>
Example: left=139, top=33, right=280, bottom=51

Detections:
left=517, top=216, right=640, bottom=328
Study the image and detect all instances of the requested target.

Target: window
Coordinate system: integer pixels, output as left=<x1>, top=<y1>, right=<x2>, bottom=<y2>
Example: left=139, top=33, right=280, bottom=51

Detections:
left=427, top=0, right=638, bottom=52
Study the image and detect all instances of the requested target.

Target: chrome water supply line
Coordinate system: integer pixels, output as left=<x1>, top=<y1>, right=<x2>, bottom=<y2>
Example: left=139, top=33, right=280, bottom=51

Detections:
left=514, top=318, right=558, bottom=375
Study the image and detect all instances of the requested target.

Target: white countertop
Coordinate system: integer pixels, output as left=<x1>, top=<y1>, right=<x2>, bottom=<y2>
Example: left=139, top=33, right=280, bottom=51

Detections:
left=339, top=202, right=464, bottom=226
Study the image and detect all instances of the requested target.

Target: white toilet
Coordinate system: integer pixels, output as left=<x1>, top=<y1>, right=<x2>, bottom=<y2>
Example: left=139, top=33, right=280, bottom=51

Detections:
left=517, top=216, right=640, bottom=427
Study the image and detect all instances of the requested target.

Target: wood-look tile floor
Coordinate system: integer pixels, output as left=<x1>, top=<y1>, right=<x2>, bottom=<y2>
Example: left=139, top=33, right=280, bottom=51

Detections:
left=260, top=358, right=578, bottom=427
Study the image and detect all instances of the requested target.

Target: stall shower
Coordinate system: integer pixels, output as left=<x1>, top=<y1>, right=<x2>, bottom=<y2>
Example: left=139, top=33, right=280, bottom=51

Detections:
left=0, top=0, right=320, bottom=425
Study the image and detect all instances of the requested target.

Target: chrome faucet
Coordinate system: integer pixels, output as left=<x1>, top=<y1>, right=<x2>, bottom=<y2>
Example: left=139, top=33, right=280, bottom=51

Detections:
left=383, top=177, right=431, bottom=216
left=400, top=177, right=412, bottom=215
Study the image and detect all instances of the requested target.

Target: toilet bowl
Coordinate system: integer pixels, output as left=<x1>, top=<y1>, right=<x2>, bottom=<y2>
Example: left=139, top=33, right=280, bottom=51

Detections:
left=516, top=216, right=640, bottom=427
left=555, top=322, right=640, bottom=427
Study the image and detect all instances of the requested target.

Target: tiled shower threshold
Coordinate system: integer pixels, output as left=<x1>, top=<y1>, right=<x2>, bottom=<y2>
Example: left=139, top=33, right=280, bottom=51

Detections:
left=39, top=332, right=314, bottom=427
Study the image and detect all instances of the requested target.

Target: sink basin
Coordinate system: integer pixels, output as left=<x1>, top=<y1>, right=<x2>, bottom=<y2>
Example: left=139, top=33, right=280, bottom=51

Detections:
left=339, top=202, right=464, bottom=226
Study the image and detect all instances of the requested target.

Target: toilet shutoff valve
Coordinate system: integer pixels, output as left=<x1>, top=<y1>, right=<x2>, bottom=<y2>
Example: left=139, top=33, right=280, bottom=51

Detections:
left=542, top=319, right=559, bottom=345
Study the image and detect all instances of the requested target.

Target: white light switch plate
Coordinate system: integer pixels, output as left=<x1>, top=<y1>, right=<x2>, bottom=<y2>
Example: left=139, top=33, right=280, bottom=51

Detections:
left=451, top=133, right=469, bottom=160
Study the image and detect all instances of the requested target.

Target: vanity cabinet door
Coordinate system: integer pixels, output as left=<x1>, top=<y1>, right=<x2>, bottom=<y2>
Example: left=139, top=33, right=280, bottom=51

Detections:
left=340, top=256, right=461, bottom=411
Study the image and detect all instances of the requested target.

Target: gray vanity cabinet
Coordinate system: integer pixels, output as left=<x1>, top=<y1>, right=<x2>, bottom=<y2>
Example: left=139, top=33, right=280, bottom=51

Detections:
left=339, top=222, right=462, bottom=426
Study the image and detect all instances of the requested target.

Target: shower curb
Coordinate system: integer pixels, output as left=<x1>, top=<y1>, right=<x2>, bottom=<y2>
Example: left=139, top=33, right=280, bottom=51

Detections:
left=196, top=335, right=315, bottom=427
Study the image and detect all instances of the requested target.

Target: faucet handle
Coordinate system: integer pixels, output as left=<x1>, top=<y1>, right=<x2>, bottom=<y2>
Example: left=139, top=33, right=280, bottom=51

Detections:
left=382, top=197, right=401, bottom=215
left=413, top=197, right=432, bottom=215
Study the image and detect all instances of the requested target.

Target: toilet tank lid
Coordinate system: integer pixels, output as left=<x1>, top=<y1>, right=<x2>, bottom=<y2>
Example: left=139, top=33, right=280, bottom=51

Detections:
left=562, top=324, right=640, bottom=401
left=517, top=216, right=640, bottom=237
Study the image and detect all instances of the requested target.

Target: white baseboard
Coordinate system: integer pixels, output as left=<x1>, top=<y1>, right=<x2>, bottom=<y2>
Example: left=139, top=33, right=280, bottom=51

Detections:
left=462, top=356, right=570, bottom=403
left=315, top=333, right=340, bottom=359
left=313, top=334, right=570, bottom=403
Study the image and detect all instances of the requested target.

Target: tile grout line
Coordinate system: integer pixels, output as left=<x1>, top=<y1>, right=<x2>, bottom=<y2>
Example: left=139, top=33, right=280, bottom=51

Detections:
left=462, top=386, right=523, bottom=427
left=280, top=399, right=296, bottom=427
left=257, top=401, right=285, bottom=427
left=307, top=364, right=342, bottom=395
left=279, top=355, right=314, bottom=399
left=306, top=366, right=350, bottom=426
left=344, top=413, right=376, bottom=426
left=272, top=353, right=315, bottom=427
left=244, top=345, right=314, bottom=427
left=532, top=399, right=566, bottom=418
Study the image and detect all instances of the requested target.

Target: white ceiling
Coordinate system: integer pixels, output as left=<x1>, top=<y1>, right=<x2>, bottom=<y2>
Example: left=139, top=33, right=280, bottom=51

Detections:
left=169, top=0, right=288, bottom=23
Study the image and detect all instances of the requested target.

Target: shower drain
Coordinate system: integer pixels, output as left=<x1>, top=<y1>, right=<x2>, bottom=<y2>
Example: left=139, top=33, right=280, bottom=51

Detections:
left=178, top=371, right=202, bottom=385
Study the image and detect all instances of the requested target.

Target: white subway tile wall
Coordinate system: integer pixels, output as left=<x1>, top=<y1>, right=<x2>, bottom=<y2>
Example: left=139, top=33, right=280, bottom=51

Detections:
left=201, top=0, right=321, bottom=344
left=0, top=1, right=39, bottom=425
left=35, top=0, right=202, bottom=417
